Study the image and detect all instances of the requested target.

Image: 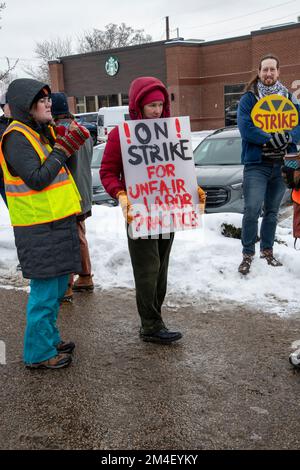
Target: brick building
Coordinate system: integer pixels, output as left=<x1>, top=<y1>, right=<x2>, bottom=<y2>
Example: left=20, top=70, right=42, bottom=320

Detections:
left=49, top=22, right=300, bottom=131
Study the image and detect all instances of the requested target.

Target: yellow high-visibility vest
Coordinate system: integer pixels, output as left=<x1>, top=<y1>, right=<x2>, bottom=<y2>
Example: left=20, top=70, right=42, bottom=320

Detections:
left=0, top=120, right=81, bottom=226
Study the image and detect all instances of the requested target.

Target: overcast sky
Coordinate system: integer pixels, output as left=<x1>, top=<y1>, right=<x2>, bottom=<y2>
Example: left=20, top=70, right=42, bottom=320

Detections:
left=0, top=0, right=299, bottom=79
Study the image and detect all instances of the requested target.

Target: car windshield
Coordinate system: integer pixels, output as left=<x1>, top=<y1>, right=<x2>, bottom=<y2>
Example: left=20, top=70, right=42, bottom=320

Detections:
left=76, top=114, right=97, bottom=123
left=91, top=146, right=105, bottom=168
left=194, top=136, right=242, bottom=166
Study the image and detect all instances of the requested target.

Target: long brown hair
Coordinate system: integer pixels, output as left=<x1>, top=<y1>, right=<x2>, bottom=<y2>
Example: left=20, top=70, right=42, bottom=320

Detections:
left=245, top=53, right=280, bottom=92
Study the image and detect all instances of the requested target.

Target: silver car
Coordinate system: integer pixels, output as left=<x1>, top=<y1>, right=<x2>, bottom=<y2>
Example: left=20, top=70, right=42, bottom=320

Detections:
left=194, top=127, right=244, bottom=213
left=194, top=127, right=290, bottom=213
left=191, top=130, right=214, bottom=150
left=91, top=144, right=118, bottom=206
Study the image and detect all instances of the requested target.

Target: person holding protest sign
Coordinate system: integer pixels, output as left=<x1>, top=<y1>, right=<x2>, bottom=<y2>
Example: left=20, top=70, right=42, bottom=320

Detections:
left=101, top=76, right=206, bottom=344
left=237, top=53, right=300, bottom=275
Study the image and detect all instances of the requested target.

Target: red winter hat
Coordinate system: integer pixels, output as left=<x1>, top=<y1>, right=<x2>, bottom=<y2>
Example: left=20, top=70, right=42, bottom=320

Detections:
left=140, top=89, right=165, bottom=107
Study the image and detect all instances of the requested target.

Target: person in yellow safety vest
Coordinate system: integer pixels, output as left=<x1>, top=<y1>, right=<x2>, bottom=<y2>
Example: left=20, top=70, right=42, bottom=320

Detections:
left=0, top=78, right=90, bottom=369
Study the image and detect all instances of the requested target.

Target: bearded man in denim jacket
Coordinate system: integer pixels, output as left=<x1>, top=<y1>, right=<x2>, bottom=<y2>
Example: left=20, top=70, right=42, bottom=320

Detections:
left=237, top=53, right=300, bottom=275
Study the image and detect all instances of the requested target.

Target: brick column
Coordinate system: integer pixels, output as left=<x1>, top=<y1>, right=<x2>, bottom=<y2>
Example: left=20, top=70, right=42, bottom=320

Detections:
left=68, top=96, right=77, bottom=115
left=48, top=60, right=65, bottom=91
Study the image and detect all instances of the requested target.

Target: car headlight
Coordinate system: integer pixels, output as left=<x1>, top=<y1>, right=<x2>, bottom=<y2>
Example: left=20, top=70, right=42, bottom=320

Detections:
left=230, top=182, right=243, bottom=190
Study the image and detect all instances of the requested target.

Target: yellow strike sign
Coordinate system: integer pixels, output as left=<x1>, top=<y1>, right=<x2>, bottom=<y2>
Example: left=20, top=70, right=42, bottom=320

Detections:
left=251, top=94, right=298, bottom=133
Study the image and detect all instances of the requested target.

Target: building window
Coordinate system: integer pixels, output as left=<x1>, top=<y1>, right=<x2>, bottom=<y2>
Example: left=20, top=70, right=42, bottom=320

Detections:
left=121, top=94, right=129, bottom=105
left=224, top=84, right=245, bottom=126
left=86, top=96, right=97, bottom=112
left=97, top=94, right=119, bottom=108
left=76, top=97, right=85, bottom=113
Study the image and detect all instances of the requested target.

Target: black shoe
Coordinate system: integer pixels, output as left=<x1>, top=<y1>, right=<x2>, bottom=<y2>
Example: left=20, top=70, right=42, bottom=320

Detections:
left=56, top=341, right=75, bottom=354
left=141, top=328, right=182, bottom=344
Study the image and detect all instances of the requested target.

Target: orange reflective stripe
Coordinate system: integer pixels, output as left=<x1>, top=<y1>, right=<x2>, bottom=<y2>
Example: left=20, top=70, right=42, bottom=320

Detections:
left=44, top=179, right=71, bottom=191
left=4, top=178, right=24, bottom=185
left=7, top=121, right=44, bottom=143
left=6, top=173, right=70, bottom=195
left=6, top=180, right=72, bottom=197
left=4, top=121, right=51, bottom=162
left=49, top=126, right=56, bottom=140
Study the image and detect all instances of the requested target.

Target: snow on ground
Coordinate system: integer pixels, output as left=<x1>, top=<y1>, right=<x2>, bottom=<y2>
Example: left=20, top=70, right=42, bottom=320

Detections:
left=1, top=198, right=299, bottom=317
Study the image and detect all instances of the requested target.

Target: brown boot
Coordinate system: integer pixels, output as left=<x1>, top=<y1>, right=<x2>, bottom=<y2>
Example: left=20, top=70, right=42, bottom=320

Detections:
left=260, top=249, right=282, bottom=267
left=73, top=275, right=94, bottom=292
left=238, top=254, right=254, bottom=275
left=26, top=353, right=72, bottom=369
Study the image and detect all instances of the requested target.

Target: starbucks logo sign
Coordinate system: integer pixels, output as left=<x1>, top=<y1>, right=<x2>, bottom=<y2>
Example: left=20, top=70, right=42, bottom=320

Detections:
left=105, top=56, right=119, bottom=76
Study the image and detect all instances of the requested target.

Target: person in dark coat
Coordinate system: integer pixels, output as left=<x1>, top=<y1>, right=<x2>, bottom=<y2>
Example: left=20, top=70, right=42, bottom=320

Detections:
left=0, top=78, right=90, bottom=369
left=101, top=76, right=205, bottom=344
left=51, top=92, right=94, bottom=302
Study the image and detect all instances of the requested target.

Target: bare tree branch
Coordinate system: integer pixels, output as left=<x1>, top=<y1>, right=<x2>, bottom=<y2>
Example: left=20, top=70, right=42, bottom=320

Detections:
left=0, top=2, right=6, bottom=28
left=23, top=37, right=73, bottom=83
left=0, top=57, right=18, bottom=82
left=0, top=3, right=19, bottom=89
left=78, top=23, right=152, bottom=53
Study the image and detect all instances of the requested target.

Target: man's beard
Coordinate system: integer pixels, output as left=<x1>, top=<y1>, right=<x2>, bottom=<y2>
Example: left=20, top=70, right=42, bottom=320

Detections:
left=263, top=79, right=276, bottom=86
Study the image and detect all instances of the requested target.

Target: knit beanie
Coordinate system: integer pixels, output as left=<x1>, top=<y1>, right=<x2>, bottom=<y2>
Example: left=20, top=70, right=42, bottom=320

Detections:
left=51, top=92, right=70, bottom=117
left=31, top=86, right=51, bottom=106
left=140, top=89, right=165, bottom=107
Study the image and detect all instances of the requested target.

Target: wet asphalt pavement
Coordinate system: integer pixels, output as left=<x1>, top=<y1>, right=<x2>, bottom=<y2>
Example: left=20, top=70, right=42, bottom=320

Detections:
left=1, top=286, right=300, bottom=450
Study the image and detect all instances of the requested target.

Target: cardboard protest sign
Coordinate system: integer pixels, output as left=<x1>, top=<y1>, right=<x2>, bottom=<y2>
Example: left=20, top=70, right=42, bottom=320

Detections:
left=251, top=94, right=298, bottom=132
left=119, top=116, right=202, bottom=238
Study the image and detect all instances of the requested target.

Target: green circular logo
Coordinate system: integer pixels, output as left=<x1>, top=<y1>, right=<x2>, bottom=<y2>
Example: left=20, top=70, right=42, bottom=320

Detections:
left=105, top=56, right=119, bottom=76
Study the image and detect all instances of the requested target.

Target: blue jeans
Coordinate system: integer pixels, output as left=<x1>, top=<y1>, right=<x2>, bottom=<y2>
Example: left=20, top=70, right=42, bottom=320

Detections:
left=241, top=163, right=286, bottom=255
left=24, top=275, right=69, bottom=364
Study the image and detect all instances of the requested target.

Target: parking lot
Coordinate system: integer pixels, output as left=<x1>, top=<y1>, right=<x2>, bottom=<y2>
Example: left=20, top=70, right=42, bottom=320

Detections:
left=1, top=286, right=300, bottom=450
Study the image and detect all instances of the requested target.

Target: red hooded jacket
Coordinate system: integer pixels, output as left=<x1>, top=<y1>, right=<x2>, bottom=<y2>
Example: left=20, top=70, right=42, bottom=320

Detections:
left=100, top=76, right=170, bottom=199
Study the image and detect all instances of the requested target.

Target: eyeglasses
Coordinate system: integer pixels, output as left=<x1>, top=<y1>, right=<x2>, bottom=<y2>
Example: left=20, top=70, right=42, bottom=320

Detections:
left=38, top=96, right=52, bottom=105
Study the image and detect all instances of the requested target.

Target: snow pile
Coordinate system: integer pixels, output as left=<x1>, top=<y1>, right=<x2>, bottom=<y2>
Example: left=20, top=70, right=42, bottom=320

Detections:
left=1, top=198, right=299, bottom=317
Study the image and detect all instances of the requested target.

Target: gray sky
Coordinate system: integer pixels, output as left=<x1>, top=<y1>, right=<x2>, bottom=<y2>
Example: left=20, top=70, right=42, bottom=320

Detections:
left=1, top=0, right=299, bottom=78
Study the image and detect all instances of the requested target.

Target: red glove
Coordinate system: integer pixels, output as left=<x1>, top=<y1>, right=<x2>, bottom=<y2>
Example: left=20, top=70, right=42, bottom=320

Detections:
left=54, top=121, right=90, bottom=157
left=55, top=125, right=68, bottom=137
